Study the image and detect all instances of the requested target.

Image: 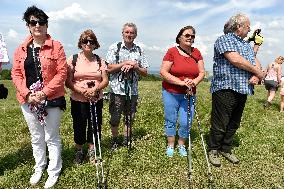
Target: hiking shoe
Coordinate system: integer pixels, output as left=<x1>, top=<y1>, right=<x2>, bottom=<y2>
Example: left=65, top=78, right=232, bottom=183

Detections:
left=73, top=150, right=84, bottom=165
left=30, top=171, right=43, bottom=185
left=178, top=145, right=187, bottom=157
left=166, top=146, right=174, bottom=157
left=88, top=149, right=97, bottom=164
left=44, top=175, right=59, bottom=188
left=208, top=150, right=221, bottom=167
left=111, top=140, right=118, bottom=150
left=123, top=137, right=129, bottom=146
left=263, top=101, right=271, bottom=109
left=219, top=151, right=240, bottom=164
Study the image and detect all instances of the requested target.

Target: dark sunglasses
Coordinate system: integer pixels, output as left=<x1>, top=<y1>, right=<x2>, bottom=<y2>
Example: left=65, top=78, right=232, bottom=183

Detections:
left=82, top=39, right=95, bottom=45
left=182, top=34, right=195, bottom=39
left=28, top=20, right=47, bottom=26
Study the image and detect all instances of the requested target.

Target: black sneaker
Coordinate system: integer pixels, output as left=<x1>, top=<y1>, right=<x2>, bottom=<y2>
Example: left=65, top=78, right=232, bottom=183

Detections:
left=111, top=140, right=118, bottom=150
left=123, top=137, right=129, bottom=146
left=74, top=150, right=84, bottom=165
left=88, top=149, right=97, bottom=165
left=263, top=101, right=271, bottom=109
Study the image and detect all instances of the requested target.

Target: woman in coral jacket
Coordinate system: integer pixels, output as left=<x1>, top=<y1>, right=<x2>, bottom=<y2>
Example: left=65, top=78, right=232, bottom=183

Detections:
left=11, top=5, right=67, bottom=189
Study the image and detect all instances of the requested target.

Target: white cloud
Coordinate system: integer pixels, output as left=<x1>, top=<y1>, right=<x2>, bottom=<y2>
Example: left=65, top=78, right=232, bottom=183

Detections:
left=47, top=3, right=88, bottom=22
left=173, top=2, right=209, bottom=11
left=7, top=29, right=18, bottom=39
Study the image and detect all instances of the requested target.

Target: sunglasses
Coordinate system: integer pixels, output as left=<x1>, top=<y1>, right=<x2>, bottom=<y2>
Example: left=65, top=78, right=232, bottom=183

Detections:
left=82, top=39, right=95, bottom=45
left=28, top=20, right=47, bottom=26
left=182, top=34, right=195, bottom=39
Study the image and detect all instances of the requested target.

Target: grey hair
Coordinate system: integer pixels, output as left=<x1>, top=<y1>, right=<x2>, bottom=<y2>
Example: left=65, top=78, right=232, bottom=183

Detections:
left=223, top=13, right=249, bottom=34
left=122, top=22, right=137, bottom=34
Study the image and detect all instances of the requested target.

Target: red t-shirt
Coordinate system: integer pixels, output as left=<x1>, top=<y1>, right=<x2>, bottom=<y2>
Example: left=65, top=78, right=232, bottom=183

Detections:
left=162, top=46, right=203, bottom=94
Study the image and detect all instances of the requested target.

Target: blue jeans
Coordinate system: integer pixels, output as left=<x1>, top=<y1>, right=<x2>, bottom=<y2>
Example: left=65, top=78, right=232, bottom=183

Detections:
left=162, top=88, right=195, bottom=138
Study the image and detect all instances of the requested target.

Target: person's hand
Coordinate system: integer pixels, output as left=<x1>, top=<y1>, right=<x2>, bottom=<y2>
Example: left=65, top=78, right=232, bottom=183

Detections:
left=84, top=87, right=99, bottom=100
left=35, top=91, right=47, bottom=102
left=77, top=87, right=87, bottom=95
left=121, top=64, right=133, bottom=73
left=26, top=92, right=38, bottom=104
left=184, top=78, right=196, bottom=88
left=128, top=60, right=139, bottom=70
left=249, top=75, right=260, bottom=85
left=255, top=69, right=266, bottom=80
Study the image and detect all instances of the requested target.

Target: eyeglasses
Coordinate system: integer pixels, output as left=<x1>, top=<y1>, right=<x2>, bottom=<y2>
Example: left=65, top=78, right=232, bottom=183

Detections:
left=182, top=34, right=195, bottom=39
left=28, top=20, right=47, bottom=26
left=82, top=39, right=95, bottom=45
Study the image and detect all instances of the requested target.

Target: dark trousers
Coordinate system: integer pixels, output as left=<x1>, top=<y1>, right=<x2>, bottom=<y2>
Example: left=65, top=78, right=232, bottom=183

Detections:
left=71, top=99, right=103, bottom=145
left=208, top=89, right=247, bottom=153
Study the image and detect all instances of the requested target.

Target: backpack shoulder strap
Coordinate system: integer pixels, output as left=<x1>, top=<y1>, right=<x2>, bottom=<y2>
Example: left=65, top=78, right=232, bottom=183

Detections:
left=94, top=54, right=101, bottom=68
left=136, top=45, right=142, bottom=56
left=115, top=42, right=122, bottom=63
left=72, top=54, right=78, bottom=67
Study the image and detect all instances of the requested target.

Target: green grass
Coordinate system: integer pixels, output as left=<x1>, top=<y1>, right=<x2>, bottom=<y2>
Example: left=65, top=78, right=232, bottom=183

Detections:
left=0, top=80, right=284, bottom=189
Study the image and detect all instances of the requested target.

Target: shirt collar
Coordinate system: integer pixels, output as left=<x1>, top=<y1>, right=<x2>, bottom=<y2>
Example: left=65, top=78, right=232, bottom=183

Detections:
left=21, top=34, right=52, bottom=51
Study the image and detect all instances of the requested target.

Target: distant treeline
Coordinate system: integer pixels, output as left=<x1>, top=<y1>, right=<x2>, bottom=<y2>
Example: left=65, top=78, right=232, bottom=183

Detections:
left=0, top=69, right=11, bottom=80
left=0, top=69, right=162, bottom=81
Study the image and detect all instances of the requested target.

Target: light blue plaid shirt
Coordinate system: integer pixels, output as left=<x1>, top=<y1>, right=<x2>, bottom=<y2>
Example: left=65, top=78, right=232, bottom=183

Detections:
left=106, top=41, right=149, bottom=95
left=210, top=33, right=255, bottom=95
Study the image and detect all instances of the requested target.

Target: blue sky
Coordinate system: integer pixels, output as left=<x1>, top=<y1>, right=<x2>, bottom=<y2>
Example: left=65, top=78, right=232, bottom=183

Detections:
left=0, top=0, right=283, bottom=73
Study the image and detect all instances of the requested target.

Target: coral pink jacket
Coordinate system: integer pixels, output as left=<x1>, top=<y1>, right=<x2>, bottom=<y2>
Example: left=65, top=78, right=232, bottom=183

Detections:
left=12, top=35, right=67, bottom=104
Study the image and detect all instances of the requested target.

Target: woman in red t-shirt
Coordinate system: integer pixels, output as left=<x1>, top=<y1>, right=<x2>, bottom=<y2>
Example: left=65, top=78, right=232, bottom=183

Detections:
left=160, top=25, right=205, bottom=157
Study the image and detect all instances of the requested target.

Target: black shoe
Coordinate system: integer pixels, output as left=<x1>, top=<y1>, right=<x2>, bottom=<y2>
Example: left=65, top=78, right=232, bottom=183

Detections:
left=263, top=101, right=271, bottom=109
left=123, top=137, right=128, bottom=146
left=111, top=139, right=118, bottom=150
left=74, top=150, right=84, bottom=165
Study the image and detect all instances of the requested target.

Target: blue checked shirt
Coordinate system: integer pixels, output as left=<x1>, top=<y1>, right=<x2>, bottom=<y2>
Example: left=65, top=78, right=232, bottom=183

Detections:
left=210, top=33, right=255, bottom=95
left=106, top=41, right=149, bottom=95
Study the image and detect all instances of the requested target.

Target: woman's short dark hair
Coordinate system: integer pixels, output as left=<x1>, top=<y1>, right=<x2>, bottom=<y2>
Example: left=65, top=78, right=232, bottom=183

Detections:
left=23, top=5, right=49, bottom=23
left=175, top=25, right=196, bottom=44
left=78, top=29, right=100, bottom=50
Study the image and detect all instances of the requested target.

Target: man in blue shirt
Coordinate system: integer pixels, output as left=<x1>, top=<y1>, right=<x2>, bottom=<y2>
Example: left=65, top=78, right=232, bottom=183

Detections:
left=208, top=13, right=265, bottom=167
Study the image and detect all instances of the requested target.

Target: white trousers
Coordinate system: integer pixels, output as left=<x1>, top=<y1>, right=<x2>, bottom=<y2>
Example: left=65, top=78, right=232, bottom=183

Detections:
left=21, top=104, right=62, bottom=177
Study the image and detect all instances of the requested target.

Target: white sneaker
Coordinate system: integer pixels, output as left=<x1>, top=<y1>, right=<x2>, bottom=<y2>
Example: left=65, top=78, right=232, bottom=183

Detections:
left=44, top=175, right=59, bottom=188
left=30, top=171, right=43, bottom=185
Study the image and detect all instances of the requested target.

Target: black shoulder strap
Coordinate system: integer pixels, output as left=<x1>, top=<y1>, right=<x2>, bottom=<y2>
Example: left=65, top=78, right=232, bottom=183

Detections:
left=115, top=42, right=122, bottom=63
left=177, top=46, right=198, bottom=63
left=94, top=54, right=101, bottom=68
left=72, top=54, right=78, bottom=67
left=136, top=45, right=142, bottom=56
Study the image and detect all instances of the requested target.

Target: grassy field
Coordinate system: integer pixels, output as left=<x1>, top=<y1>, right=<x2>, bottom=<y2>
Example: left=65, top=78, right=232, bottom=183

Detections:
left=0, top=80, right=283, bottom=189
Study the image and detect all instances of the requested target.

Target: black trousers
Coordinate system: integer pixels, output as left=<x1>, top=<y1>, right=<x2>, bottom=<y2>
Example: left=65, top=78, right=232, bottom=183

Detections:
left=208, top=89, right=247, bottom=153
left=71, top=99, right=103, bottom=145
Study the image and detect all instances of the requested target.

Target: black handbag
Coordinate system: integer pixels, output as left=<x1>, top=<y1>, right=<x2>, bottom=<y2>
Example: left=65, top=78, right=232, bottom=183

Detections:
left=0, top=84, right=8, bottom=99
left=45, top=96, right=66, bottom=110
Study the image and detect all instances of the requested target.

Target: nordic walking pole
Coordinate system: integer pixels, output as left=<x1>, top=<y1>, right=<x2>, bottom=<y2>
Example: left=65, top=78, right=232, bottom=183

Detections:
left=89, top=101, right=101, bottom=188
left=87, top=80, right=106, bottom=189
left=124, top=77, right=132, bottom=150
left=192, top=97, right=214, bottom=188
left=186, top=90, right=193, bottom=188
left=92, top=101, right=107, bottom=188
